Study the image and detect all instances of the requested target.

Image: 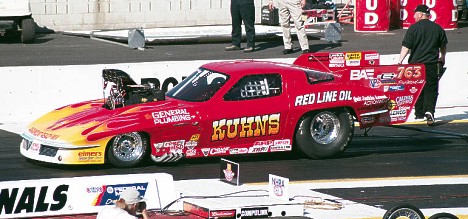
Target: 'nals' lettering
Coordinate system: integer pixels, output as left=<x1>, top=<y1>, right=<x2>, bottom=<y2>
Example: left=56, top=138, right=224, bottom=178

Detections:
left=0, top=185, right=69, bottom=215
left=211, top=113, right=280, bottom=141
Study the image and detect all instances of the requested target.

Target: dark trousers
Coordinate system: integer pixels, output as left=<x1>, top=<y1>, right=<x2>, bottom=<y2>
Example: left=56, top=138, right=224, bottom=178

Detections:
left=230, top=0, right=255, bottom=48
left=415, top=63, right=439, bottom=116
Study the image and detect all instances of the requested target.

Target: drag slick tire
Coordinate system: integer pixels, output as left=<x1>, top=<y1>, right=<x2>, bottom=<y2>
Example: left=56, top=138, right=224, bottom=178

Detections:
left=382, top=203, right=425, bottom=219
left=107, top=132, right=149, bottom=167
left=295, top=109, right=354, bottom=158
left=428, top=213, right=459, bottom=219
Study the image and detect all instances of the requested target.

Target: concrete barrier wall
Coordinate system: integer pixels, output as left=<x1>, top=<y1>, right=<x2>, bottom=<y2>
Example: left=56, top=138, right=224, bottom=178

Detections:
left=31, top=0, right=270, bottom=31
left=0, top=53, right=467, bottom=124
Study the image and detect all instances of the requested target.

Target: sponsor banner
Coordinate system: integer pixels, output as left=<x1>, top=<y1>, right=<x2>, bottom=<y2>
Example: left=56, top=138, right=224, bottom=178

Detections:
left=401, top=0, right=457, bottom=30
left=220, top=159, right=240, bottom=186
left=0, top=173, right=176, bottom=219
left=240, top=207, right=269, bottom=218
left=355, top=0, right=390, bottom=32
left=268, top=174, right=289, bottom=202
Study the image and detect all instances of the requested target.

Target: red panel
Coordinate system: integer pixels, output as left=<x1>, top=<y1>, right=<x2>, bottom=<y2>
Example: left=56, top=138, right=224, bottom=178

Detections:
left=355, top=0, right=391, bottom=32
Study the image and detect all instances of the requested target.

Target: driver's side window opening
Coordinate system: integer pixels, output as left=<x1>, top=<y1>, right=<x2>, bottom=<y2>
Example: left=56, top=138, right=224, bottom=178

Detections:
left=224, top=74, right=282, bottom=101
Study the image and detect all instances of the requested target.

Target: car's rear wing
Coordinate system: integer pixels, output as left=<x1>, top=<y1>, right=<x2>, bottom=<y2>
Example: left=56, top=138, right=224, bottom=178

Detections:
left=294, top=51, right=426, bottom=127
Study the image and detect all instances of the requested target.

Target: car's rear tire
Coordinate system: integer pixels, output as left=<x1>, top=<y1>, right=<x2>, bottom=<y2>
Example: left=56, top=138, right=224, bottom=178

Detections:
left=107, top=132, right=149, bottom=167
left=295, top=109, right=354, bottom=158
left=21, top=18, right=35, bottom=43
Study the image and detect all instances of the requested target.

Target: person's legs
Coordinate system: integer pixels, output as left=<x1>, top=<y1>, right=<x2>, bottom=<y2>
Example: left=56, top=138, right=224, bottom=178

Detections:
left=288, top=0, right=309, bottom=51
left=239, top=1, right=255, bottom=48
left=230, top=0, right=242, bottom=47
left=424, top=63, right=439, bottom=115
left=278, top=0, right=292, bottom=50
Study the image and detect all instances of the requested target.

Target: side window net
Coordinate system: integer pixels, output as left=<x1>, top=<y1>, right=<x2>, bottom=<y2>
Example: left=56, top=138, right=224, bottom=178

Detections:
left=225, top=74, right=282, bottom=101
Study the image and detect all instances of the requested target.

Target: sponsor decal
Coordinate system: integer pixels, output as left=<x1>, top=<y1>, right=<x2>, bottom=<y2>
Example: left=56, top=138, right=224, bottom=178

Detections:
left=353, top=95, right=387, bottom=103
left=220, top=159, right=240, bottom=186
left=270, top=139, right=292, bottom=152
left=190, top=134, right=200, bottom=141
left=28, top=127, right=59, bottom=140
left=346, top=60, right=361, bottom=66
left=295, top=90, right=352, bottom=106
left=210, top=147, right=230, bottom=155
left=185, top=141, right=198, bottom=149
left=384, top=85, right=405, bottom=92
left=390, top=109, right=407, bottom=117
left=365, top=53, right=379, bottom=60
left=369, top=79, right=381, bottom=88
left=93, top=183, right=148, bottom=206
left=163, top=140, right=185, bottom=153
left=186, top=149, right=197, bottom=157
left=223, top=163, right=236, bottom=182
left=345, top=52, right=361, bottom=60
left=381, top=79, right=397, bottom=85
left=152, top=109, right=194, bottom=124
left=201, top=148, right=210, bottom=157
left=86, top=187, right=103, bottom=193
left=0, top=185, right=69, bottom=214
left=329, top=53, right=345, bottom=64
left=410, top=87, right=418, bottom=93
left=350, top=69, right=374, bottom=80
left=395, top=95, right=413, bottom=106
left=248, top=145, right=269, bottom=153
left=210, top=210, right=236, bottom=218
left=78, top=151, right=104, bottom=162
left=379, top=72, right=396, bottom=79
left=329, top=63, right=345, bottom=67
left=271, top=177, right=285, bottom=197
left=211, top=113, right=280, bottom=141
left=240, top=207, right=269, bottom=218
left=254, top=140, right=273, bottom=146
left=309, top=55, right=329, bottom=62
left=398, top=79, right=424, bottom=85
left=229, top=148, right=248, bottom=155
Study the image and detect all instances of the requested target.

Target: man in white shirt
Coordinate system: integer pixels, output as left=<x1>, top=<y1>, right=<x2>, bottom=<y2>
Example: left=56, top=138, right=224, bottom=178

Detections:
left=97, top=187, right=150, bottom=219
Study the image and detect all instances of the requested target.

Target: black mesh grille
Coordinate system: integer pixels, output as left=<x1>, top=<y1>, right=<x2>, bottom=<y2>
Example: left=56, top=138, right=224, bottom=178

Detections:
left=39, top=145, right=58, bottom=157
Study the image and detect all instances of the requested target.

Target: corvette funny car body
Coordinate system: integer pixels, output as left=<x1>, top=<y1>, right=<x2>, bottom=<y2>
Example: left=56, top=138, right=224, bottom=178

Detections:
left=20, top=51, right=426, bottom=167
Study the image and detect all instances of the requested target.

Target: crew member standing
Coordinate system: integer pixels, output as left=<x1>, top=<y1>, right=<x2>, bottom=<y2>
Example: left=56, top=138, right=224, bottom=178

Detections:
left=225, top=0, right=256, bottom=53
left=269, top=0, right=310, bottom=54
left=397, top=4, right=447, bottom=126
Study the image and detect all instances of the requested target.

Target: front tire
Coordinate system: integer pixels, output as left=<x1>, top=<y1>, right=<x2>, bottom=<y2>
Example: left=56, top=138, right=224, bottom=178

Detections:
left=107, top=132, right=149, bottom=167
left=295, top=109, right=354, bottom=158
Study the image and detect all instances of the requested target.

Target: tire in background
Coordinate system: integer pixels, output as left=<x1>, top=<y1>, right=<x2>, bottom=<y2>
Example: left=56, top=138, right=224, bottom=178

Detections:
left=382, top=203, right=425, bottom=219
left=21, top=18, right=35, bottom=43
left=428, top=212, right=459, bottom=219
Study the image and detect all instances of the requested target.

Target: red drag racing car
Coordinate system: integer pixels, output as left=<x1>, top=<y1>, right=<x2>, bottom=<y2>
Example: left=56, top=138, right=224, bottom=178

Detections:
left=20, top=51, right=425, bottom=167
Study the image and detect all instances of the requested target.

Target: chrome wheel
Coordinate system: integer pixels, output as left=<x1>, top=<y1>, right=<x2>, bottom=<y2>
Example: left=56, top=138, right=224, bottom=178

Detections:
left=108, top=132, right=147, bottom=167
left=310, top=111, right=340, bottom=145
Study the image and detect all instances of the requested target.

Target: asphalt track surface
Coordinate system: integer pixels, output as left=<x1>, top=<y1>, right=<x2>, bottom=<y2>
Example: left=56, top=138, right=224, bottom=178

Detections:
left=1, top=24, right=468, bottom=215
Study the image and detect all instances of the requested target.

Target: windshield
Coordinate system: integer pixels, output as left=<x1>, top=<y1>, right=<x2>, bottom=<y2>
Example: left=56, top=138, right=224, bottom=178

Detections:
left=166, top=68, right=229, bottom=102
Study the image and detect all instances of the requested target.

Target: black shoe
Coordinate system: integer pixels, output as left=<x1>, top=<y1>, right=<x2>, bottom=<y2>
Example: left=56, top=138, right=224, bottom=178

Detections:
left=414, top=115, right=425, bottom=122
left=225, top=45, right=241, bottom=51
left=425, top=112, right=435, bottom=126
left=282, top=49, right=293, bottom=55
left=244, top=47, right=254, bottom=53
left=302, top=49, right=310, bottom=54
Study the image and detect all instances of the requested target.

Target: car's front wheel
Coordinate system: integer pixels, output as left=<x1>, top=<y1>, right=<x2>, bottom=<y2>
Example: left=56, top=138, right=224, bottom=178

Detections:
left=107, top=132, right=148, bottom=167
left=295, top=109, right=354, bottom=158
